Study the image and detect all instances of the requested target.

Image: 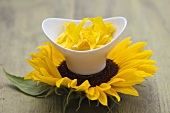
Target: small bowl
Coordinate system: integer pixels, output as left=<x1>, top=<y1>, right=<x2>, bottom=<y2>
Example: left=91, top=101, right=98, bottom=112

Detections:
left=42, top=17, right=127, bottom=75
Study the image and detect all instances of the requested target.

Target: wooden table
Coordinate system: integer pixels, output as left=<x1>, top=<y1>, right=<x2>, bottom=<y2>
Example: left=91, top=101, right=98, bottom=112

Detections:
left=0, top=0, right=169, bottom=113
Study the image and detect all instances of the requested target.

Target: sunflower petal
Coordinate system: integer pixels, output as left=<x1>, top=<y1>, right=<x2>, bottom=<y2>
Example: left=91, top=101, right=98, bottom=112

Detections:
left=39, top=68, right=52, bottom=77
left=97, top=86, right=108, bottom=106
left=107, top=78, right=125, bottom=84
left=114, top=68, right=137, bottom=79
left=137, top=64, right=158, bottom=75
left=105, top=88, right=120, bottom=102
left=86, top=87, right=99, bottom=100
left=56, top=77, right=71, bottom=88
left=70, top=79, right=77, bottom=88
left=75, top=80, right=91, bottom=91
left=26, top=59, right=40, bottom=71
left=119, top=60, right=151, bottom=70
left=85, top=87, right=94, bottom=95
left=113, top=86, right=139, bottom=96
left=24, top=70, right=39, bottom=80
left=107, top=37, right=131, bottom=60
left=99, top=83, right=111, bottom=91
left=45, top=57, right=61, bottom=78
left=135, top=70, right=153, bottom=78
left=113, top=78, right=144, bottom=86
left=115, top=42, right=147, bottom=64
left=37, top=75, right=59, bottom=86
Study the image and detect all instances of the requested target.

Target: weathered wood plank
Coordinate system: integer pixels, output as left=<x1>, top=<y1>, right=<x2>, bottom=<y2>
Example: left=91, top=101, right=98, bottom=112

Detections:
left=0, top=0, right=170, bottom=113
left=0, top=1, right=73, bottom=113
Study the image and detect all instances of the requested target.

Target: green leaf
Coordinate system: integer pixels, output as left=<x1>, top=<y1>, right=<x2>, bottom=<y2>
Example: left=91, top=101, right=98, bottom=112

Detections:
left=3, top=68, right=51, bottom=96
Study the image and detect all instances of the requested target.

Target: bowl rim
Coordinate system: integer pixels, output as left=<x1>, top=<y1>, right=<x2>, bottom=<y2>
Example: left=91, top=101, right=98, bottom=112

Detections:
left=42, top=17, right=127, bottom=53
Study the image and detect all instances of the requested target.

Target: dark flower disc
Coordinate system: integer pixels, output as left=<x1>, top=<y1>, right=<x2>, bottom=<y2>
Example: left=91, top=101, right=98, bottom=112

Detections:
left=58, top=59, right=119, bottom=87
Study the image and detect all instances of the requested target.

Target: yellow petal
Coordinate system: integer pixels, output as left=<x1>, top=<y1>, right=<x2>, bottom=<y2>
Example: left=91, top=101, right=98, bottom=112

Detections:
left=70, top=79, right=77, bottom=88
left=24, top=70, right=39, bottom=80
left=34, top=57, right=49, bottom=70
left=74, top=18, right=88, bottom=44
left=56, top=17, right=115, bottom=51
left=113, top=86, right=139, bottom=96
left=137, top=64, right=158, bottom=75
left=119, top=50, right=153, bottom=65
left=39, top=68, right=52, bottom=77
left=105, top=88, right=120, bottom=102
left=115, top=42, right=147, bottom=64
left=107, top=37, right=131, bottom=60
left=135, top=70, right=152, bottom=78
left=113, top=78, right=144, bottom=86
left=26, top=59, right=40, bottom=71
left=75, top=80, right=90, bottom=91
left=56, top=77, right=71, bottom=88
left=113, top=69, right=145, bottom=86
left=32, top=75, right=40, bottom=81
left=50, top=42, right=65, bottom=64
left=85, top=87, right=94, bottom=95
left=114, top=68, right=137, bottom=79
left=97, top=86, right=108, bottom=106
left=90, top=17, right=106, bottom=31
left=45, top=57, right=61, bottom=78
left=37, top=75, right=59, bottom=86
left=119, top=60, right=150, bottom=70
left=99, top=83, right=111, bottom=91
left=107, top=78, right=125, bottom=84
left=86, top=87, right=99, bottom=100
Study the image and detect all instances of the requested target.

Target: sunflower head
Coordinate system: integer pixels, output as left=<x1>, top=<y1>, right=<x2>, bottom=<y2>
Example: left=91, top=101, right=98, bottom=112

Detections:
left=24, top=37, right=158, bottom=107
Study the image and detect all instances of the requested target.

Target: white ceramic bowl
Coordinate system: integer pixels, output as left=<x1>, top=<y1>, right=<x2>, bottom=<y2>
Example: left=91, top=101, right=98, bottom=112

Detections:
left=42, top=17, right=127, bottom=75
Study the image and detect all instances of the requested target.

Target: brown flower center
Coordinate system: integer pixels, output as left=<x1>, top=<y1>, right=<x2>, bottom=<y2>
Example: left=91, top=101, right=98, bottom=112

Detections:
left=58, top=59, right=119, bottom=87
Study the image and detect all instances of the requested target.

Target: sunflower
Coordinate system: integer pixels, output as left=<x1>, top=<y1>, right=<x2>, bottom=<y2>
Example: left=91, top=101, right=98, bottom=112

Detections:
left=24, top=37, right=157, bottom=106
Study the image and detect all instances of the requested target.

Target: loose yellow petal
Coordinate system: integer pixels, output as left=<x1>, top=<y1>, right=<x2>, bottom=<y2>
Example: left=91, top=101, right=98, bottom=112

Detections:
left=56, top=17, right=116, bottom=51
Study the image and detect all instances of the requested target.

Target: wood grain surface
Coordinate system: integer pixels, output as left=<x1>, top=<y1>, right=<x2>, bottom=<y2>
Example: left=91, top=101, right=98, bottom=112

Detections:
left=0, top=0, right=169, bottom=113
